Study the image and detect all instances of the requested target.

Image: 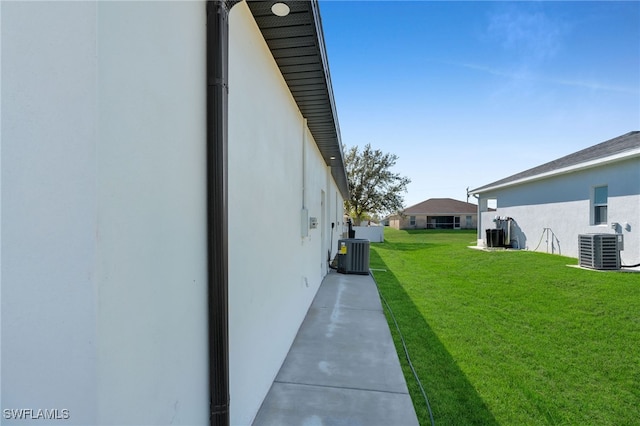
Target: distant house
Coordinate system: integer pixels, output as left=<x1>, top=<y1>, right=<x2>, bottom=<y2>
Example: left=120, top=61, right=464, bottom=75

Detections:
left=470, top=131, right=640, bottom=264
left=389, top=198, right=478, bottom=229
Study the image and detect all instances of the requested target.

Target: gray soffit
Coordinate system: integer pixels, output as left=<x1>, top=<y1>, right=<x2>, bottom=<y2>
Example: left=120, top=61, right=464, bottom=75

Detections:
left=472, top=131, right=640, bottom=194
left=247, top=0, right=350, bottom=199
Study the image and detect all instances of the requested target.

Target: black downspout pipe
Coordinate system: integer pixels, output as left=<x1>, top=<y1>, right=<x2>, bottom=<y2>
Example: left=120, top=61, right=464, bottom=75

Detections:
left=206, top=1, right=237, bottom=425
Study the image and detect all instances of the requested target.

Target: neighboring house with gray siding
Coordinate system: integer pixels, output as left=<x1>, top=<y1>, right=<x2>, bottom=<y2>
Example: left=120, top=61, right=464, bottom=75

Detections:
left=470, top=131, right=640, bottom=265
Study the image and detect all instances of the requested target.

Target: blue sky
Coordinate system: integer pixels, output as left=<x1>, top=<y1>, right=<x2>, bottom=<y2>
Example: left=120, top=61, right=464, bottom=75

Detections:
left=319, top=1, right=640, bottom=208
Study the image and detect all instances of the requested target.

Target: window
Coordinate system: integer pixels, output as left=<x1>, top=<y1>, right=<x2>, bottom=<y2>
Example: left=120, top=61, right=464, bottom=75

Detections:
left=409, top=216, right=416, bottom=226
left=466, top=215, right=473, bottom=228
left=593, top=185, right=608, bottom=225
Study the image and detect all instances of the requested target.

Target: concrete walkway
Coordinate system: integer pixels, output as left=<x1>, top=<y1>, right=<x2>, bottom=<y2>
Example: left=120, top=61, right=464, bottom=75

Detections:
left=253, top=270, right=419, bottom=426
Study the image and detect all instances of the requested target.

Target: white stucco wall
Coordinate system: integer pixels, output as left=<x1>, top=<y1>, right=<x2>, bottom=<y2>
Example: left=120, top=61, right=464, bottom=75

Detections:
left=2, top=4, right=99, bottom=423
left=2, top=2, right=209, bottom=424
left=3, top=2, right=347, bottom=425
left=477, top=158, right=640, bottom=262
left=95, top=4, right=209, bottom=425
left=228, top=4, right=344, bottom=424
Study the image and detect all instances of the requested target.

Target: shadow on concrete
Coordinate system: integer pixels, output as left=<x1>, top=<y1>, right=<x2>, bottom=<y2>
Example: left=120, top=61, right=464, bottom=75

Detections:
left=369, top=248, right=500, bottom=426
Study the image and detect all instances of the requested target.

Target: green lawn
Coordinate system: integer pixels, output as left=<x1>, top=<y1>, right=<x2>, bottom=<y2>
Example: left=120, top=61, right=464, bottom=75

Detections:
left=370, top=228, right=640, bottom=426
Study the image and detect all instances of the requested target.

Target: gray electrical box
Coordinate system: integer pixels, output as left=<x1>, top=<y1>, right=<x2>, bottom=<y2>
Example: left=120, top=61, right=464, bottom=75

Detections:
left=309, top=217, right=318, bottom=229
left=337, top=238, right=370, bottom=275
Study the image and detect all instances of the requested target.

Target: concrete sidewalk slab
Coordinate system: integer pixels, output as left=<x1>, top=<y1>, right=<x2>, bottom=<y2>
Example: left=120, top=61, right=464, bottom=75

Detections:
left=253, top=271, right=419, bottom=426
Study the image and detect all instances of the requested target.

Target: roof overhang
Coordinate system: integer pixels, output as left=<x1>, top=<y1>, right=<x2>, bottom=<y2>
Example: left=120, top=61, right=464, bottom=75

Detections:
left=403, top=212, right=477, bottom=216
left=471, top=148, right=640, bottom=195
left=247, top=0, right=349, bottom=200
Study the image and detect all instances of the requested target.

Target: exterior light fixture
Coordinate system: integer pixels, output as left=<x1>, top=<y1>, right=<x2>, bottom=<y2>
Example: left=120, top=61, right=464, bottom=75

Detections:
left=271, top=2, right=290, bottom=17
left=330, top=156, right=336, bottom=160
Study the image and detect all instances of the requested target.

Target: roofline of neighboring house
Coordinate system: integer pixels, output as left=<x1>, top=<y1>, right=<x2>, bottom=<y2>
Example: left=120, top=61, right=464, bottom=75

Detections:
left=247, top=0, right=349, bottom=200
left=386, top=210, right=477, bottom=218
left=471, top=147, right=640, bottom=195
left=400, top=211, right=477, bottom=215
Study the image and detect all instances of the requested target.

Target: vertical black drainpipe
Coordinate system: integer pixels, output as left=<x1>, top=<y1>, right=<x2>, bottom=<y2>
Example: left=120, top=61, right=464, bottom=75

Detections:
left=206, top=1, right=237, bottom=425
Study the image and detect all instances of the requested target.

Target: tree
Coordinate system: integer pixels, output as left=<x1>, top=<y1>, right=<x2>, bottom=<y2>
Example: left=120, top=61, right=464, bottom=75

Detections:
left=344, top=144, right=411, bottom=225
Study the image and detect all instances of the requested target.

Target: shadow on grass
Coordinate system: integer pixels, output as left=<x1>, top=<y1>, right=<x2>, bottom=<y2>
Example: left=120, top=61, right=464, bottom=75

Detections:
left=370, top=248, right=500, bottom=426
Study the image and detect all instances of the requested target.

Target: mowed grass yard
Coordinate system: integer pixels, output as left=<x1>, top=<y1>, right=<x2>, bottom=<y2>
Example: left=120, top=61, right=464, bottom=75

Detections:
left=370, top=228, right=640, bottom=426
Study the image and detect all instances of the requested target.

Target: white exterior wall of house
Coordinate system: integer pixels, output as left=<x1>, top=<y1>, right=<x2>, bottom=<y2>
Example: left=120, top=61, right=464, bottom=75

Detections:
left=2, top=2, right=345, bottom=426
left=477, top=157, right=640, bottom=262
left=2, top=2, right=209, bottom=425
left=228, top=4, right=344, bottom=424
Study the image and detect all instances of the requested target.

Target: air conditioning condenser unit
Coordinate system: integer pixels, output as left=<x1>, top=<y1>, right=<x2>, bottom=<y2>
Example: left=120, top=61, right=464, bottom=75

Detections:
left=578, top=233, right=622, bottom=270
left=337, top=238, right=370, bottom=275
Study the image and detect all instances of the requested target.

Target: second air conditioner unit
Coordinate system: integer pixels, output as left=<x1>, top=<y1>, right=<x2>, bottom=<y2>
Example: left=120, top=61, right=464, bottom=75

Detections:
left=578, top=233, right=622, bottom=270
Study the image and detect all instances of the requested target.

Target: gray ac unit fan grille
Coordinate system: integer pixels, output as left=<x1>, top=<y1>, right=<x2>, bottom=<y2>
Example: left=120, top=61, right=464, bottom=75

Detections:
left=578, top=234, right=620, bottom=270
left=337, top=239, right=370, bottom=275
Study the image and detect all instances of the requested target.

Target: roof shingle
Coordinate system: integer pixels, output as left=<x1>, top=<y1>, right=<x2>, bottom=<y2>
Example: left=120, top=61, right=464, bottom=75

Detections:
left=472, top=131, right=640, bottom=193
left=402, top=198, right=477, bottom=215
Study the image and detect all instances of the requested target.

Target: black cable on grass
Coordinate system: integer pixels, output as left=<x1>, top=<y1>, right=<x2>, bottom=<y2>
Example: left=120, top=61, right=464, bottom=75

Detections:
left=370, top=270, right=436, bottom=426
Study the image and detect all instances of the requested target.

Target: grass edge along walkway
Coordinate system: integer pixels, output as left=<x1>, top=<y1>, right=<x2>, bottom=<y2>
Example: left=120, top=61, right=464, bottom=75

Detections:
left=370, top=228, right=640, bottom=426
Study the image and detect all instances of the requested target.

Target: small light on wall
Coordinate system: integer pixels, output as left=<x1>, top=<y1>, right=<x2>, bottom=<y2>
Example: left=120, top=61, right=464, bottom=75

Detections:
left=271, top=2, right=290, bottom=17
left=330, top=156, right=336, bottom=160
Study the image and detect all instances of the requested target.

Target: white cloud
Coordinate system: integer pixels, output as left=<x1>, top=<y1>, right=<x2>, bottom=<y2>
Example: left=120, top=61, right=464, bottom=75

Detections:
left=459, top=62, right=638, bottom=95
left=486, top=5, right=568, bottom=62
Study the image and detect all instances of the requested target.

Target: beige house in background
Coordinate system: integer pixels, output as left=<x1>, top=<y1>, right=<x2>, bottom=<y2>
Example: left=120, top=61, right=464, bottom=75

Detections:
left=388, top=198, right=478, bottom=230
